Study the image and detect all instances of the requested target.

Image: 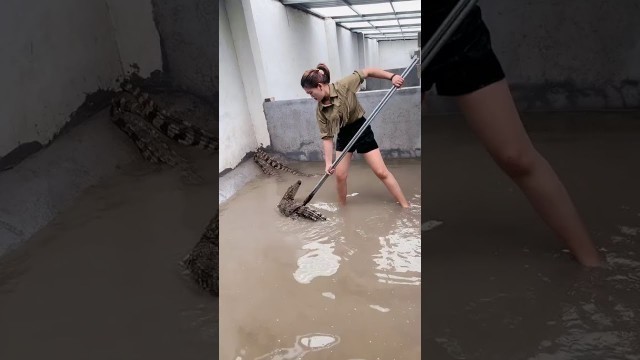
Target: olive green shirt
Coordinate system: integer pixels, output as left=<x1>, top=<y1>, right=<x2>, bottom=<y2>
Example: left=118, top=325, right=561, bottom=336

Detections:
left=316, top=70, right=366, bottom=139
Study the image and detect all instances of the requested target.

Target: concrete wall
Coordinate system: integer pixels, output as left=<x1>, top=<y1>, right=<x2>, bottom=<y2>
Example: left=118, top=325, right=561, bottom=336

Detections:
left=337, top=27, right=361, bottom=79
left=219, top=1, right=258, bottom=172
left=366, top=66, right=420, bottom=91
left=263, top=87, right=421, bottom=161
left=378, top=40, right=419, bottom=70
left=219, top=0, right=376, bottom=172
left=0, top=1, right=122, bottom=161
left=0, top=0, right=163, bottom=165
left=225, top=0, right=270, bottom=155
left=106, top=0, right=163, bottom=77
left=246, top=0, right=330, bottom=101
left=364, top=38, right=380, bottom=69
left=426, top=0, right=640, bottom=113
left=150, top=0, right=218, bottom=104
left=0, top=110, right=138, bottom=258
left=324, top=18, right=342, bottom=81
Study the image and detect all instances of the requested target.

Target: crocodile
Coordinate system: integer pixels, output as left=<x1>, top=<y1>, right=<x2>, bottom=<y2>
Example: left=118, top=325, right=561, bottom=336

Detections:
left=110, top=96, right=203, bottom=184
left=118, top=80, right=218, bottom=151
left=110, top=71, right=219, bottom=296
left=253, top=146, right=319, bottom=177
left=181, top=211, right=219, bottom=296
left=277, top=180, right=327, bottom=221
left=109, top=74, right=217, bottom=184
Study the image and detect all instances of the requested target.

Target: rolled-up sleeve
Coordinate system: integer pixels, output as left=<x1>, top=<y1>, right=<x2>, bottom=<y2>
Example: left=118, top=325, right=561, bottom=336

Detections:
left=317, top=110, right=334, bottom=139
left=336, top=70, right=365, bottom=93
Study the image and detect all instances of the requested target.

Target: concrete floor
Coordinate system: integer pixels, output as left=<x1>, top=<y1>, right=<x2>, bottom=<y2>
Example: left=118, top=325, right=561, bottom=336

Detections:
left=422, top=111, right=640, bottom=359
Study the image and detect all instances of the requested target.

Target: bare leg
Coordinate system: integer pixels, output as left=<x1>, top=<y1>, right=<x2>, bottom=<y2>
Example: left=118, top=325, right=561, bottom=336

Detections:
left=334, top=150, right=353, bottom=206
left=362, top=149, right=410, bottom=208
left=456, top=80, right=602, bottom=267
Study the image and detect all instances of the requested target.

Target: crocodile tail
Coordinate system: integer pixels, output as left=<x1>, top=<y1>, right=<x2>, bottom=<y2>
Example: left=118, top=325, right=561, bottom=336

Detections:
left=110, top=106, right=161, bottom=163
left=297, top=206, right=327, bottom=221
left=255, top=148, right=313, bottom=177
left=119, top=81, right=219, bottom=151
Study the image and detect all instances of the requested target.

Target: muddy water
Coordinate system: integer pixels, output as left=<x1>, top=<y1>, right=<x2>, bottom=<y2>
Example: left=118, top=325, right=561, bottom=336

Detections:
left=219, top=158, right=421, bottom=359
left=423, top=113, right=640, bottom=359
left=0, top=160, right=217, bottom=360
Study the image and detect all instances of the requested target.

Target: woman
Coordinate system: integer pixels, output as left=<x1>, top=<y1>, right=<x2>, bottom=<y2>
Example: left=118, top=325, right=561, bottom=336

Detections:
left=300, top=63, right=410, bottom=208
left=423, top=1, right=603, bottom=266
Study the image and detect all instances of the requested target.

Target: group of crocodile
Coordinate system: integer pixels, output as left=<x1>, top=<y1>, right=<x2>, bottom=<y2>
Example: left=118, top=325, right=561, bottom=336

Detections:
left=108, top=72, right=327, bottom=296
left=109, top=73, right=221, bottom=295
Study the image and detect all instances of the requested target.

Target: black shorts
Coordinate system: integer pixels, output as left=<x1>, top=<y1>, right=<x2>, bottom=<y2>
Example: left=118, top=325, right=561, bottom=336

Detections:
left=336, top=117, right=379, bottom=153
left=422, top=5, right=505, bottom=96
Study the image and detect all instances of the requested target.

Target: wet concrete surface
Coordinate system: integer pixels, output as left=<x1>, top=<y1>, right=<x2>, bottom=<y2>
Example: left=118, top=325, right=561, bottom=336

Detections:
left=423, top=111, right=640, bottom=359
left=219, top=159, right=421, bottom=359
left=0, top=157, right=217, bottom=360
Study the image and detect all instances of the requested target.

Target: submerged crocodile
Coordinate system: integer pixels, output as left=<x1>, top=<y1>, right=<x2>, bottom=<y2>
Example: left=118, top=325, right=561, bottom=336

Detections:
left=277, top=180, right=326, bottom=221
left=253, top=146, right=319, bottom=177
left=181, top=211, right=219, bottom=296
left=109, top=73, right=218, bottom=184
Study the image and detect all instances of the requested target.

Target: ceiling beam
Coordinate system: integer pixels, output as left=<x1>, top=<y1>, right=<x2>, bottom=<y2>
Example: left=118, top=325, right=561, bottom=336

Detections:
left=375, top=38, right=419, bottom=42
left=334, top=12, right=421, bottom=22
left=282, top=0, right=395, bottom=3
left=367, top=35, right=418, bottom=38
left=349, top=24, right=420, bottom=30
left=281, top=0, right=339, bottom=4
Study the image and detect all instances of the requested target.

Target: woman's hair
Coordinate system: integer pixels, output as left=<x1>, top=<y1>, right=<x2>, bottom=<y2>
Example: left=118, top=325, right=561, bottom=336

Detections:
left=300, top=63, right=330, bottom=88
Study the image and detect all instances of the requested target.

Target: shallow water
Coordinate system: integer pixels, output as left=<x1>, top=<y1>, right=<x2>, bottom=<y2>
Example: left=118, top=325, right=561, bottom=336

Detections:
left=219, top=158, right=422, bottom=359
left=423, top=112, right=640, bottom=359
left=0, top=160, right=217, bottom=360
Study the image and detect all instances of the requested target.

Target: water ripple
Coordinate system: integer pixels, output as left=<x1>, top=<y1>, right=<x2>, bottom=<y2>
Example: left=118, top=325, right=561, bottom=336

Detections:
left=372, top=217, right=421, bottom=286
left=251, top=333, right=340, bottom=360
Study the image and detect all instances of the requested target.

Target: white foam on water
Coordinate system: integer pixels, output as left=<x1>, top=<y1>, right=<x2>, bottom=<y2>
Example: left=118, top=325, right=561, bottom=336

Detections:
left=310, top=202, right=338, bottom=213
left=619, top=225, right=639, bottom=236
left=255, top=333, right=340, bottom=360
left=422, top=220, right=443, bottom=232
left=369, top=304, right=390, bottom=313
left=606, top=253, right=640, bottom=268
left=300, top=334, right=337, bottom=349
left=373, top=217, right=421, bottom=286
left=293, top=236, right=342, bottom=284
left=322, top=292, right=336, bottom=300
left=435, top=338, right=466, bottom=359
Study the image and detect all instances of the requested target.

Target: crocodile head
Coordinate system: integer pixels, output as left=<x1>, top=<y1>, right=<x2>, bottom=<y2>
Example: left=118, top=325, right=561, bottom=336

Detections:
left=277, top=180, right=303, bottom=216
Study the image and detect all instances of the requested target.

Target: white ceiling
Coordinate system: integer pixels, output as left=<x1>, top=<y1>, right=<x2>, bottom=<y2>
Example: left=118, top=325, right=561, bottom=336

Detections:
left=280, top=0, right=420, bottom=42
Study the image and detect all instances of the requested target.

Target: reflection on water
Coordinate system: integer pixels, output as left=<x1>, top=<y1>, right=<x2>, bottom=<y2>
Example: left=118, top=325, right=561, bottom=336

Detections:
left=369, top=304, right=391, bottom=313
left=373, top=201, right=421, bottom=286
left=428, top=217, right=640, bottom=359
left=373, top=219, right=421, bottom=286
left=294, top=234, right=343, bottom=284
left=249, top=333, right=340, bottom=360
left=292, top=201, right=422, bottom=287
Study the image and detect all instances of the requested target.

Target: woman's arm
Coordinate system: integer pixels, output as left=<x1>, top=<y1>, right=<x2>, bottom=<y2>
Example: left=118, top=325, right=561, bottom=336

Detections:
left=323, top=138, right=335, bottom=174
left=362, top=68, right=404, bottom=88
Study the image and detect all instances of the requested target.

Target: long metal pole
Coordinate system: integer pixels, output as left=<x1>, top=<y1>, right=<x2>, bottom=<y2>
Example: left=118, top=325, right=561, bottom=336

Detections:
left=421, top=0, right=478, bottom=73
left=300, top=56, right=417, bottom=206
left=300, top=0, right=477, bottom=207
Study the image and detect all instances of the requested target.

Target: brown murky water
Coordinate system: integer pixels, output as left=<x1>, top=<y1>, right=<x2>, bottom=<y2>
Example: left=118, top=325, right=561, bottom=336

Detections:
left=423, top=111, right=640, bottom=359
left=0, top=159, right=217, bottom=360
left=219, top=159, right=421, bottom=359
